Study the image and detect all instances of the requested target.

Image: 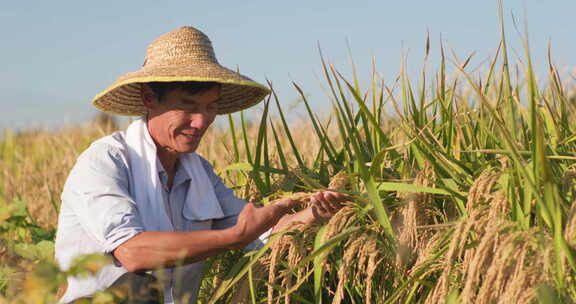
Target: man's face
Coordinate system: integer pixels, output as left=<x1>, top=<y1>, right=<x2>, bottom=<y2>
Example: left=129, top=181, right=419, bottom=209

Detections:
left=144, top=85, right=220, bottom=154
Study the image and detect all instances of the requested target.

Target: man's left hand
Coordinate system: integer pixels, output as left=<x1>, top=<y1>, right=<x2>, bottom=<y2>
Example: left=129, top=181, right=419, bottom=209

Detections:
left=271, top=190, right=349, bottom=233
left=309, top=190, right=348, bottom=221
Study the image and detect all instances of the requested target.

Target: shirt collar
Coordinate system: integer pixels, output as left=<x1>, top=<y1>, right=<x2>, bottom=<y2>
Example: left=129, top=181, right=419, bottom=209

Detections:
left=156, top=158, right=191, bottom=188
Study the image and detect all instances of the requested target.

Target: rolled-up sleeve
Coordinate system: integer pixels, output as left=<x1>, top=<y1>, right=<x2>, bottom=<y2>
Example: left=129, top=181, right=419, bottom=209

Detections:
left=62, top=142, right=145, bottom=253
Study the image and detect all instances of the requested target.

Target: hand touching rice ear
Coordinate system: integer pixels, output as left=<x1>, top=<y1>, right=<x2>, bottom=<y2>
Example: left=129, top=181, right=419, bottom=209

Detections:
left=270, top=190, right=349, bottom=233
left=231, top=199, right=301, bottom=249
left=310, top=170, right=350, bottom=221
left=309, top=190, right=348, bottom=220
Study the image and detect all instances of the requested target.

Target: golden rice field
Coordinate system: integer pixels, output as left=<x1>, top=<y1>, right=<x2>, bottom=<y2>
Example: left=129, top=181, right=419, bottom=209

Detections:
left=2, top=21, right=576, bottom=303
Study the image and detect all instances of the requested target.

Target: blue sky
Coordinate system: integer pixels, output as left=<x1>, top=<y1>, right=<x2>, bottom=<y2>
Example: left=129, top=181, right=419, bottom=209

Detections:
left=1, top=1, right=575, bottom=130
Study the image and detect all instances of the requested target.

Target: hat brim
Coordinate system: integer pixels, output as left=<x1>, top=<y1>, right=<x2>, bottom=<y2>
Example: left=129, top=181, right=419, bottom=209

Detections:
left=92, top=63, right=271, bottom=116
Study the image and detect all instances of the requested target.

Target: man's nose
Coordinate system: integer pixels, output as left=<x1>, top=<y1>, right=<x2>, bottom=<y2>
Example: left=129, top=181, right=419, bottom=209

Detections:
left=189, top=111, right=213, bottom=129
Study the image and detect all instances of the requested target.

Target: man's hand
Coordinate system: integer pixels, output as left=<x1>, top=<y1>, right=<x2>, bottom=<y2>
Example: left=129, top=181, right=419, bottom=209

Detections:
left=309, top=190, right=348, bottom=221
left=271, top=190, right=349, bottom=234
left=230, top=198, right=300, bottom=249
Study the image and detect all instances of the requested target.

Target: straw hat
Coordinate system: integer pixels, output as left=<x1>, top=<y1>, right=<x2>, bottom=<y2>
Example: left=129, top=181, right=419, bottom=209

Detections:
left=92, top=26, right=270, bottom=116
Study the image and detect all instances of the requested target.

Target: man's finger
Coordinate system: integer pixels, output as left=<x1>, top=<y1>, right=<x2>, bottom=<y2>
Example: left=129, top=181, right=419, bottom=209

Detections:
left=322, top=200, right=338, bottom=214
left=311, top=195, right=329, bottom=215
left=316, top=191, right=339, bottom=213
left=327, top=190, right=348, bottom=201
left=324, top=192, right=343, bottom=211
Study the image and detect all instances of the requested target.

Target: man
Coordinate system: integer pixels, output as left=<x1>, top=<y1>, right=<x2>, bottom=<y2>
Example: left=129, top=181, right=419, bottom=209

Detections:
left=55, top=26, right=345, bottom=303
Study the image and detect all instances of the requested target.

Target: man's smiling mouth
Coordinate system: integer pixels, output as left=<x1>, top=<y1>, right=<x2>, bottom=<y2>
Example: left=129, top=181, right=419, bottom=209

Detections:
left=182, top=133, right=201, bottom=139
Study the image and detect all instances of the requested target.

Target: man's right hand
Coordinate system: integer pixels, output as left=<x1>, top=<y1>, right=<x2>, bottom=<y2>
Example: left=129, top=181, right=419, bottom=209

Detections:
left=229, top=198, right=300, bottom=249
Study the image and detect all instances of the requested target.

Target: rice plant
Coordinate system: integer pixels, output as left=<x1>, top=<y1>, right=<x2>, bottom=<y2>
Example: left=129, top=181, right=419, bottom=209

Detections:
left=204, top=7, right=576, bottom=304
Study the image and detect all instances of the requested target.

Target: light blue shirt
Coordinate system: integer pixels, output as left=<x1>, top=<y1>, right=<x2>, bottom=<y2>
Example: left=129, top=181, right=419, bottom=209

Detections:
left=55, top=131, right=256, bottom=303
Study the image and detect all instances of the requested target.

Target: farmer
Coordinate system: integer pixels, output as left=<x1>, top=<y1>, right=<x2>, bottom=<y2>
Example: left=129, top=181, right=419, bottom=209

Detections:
left=54, top=26, right=345, bottom=303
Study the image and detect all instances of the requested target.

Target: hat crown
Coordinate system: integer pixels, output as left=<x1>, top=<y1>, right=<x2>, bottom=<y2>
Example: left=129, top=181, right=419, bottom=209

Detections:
left=144, top=26, right=218, bottom=67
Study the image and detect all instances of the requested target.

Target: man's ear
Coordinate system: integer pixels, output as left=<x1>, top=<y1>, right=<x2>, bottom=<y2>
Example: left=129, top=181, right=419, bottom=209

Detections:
left=141, top=84, right=156, bottom=109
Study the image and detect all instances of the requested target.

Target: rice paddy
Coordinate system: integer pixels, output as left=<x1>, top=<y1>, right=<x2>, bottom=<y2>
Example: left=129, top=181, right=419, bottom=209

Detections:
left=2, top=12, right=576, bottom=304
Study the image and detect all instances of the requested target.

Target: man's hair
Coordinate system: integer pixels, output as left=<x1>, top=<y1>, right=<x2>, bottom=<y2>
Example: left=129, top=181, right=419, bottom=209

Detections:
left=146, top=81, right=220, bottom=101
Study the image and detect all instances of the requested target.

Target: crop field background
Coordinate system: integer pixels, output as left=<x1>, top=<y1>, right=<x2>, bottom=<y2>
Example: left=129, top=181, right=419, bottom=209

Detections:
left=2, top=14, right=576, bottom=304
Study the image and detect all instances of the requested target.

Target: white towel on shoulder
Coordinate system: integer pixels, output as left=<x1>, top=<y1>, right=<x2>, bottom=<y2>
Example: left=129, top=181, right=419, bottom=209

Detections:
left=124, top=117, right=224, bottom=232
